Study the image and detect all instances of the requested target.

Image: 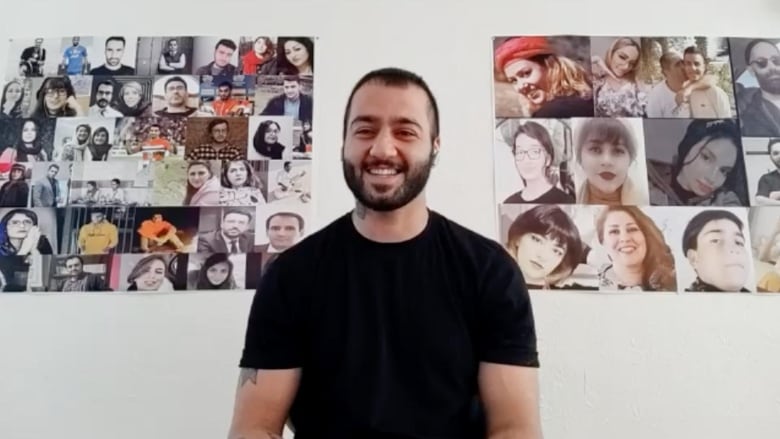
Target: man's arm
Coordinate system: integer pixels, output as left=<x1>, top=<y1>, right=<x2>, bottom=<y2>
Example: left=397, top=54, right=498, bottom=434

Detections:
left=479, top=363, right=542, bottom=439
left=227, top=367, right=300, bottom=439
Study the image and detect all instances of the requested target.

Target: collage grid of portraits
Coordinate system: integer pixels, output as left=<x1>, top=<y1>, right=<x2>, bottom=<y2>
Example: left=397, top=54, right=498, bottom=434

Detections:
left=0, top=35, right=315, bottom=293
left=493, top=35, right=780, bottom=294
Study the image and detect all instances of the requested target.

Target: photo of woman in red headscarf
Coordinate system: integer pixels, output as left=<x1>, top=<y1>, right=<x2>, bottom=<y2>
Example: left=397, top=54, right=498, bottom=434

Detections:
left=493, top=36, right=594, bottom=118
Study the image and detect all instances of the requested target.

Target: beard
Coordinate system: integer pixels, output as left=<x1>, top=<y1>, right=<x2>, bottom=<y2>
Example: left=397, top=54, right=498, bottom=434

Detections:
left=757, top=70, right=780, bottom=95
left=342, top=148, right=434, bottom=212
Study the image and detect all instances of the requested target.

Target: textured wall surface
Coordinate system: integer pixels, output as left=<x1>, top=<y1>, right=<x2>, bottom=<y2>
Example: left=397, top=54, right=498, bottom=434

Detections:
left=1, top=0, right=779, bottom=438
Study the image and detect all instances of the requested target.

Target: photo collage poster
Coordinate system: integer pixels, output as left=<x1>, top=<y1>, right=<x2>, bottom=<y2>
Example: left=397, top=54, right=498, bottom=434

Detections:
left=491, top=35, right=780, bottom=293
left=0, top=35, right=316, bottom=293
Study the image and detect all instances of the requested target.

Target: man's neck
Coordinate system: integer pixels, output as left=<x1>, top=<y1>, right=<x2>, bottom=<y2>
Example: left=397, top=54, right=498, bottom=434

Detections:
left=666, top=78, right=683, bottom=92
left=167, top=105, right=189, bottom=113
left=212, top=142, right=228, bottom=150
left=761, top=89, right=780, bottom=106
left=351, top=197, right=429, bottom=243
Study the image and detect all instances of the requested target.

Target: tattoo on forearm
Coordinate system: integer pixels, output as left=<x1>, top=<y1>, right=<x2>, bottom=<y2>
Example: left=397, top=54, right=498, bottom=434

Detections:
left=239, top=368, right=258, bottom=387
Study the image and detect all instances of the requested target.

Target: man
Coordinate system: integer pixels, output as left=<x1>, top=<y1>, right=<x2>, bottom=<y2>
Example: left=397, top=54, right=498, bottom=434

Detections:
left=683, top=209, right=751, bottom=292
left=158, top=38, right=187, bottom=74
left=61, top=36, right=88, bottom=75
left=683, top=46, right=732, bottom=118
left=185, top=118, right=245, bottom=160
left=89, top=80, right=123, bottom=117
left=32, top=164, right=62, bottom=207
left=89, top=36, right=135, bottom=75
left=198, top=209, right=258, bottom=253
left=271, top=161, right=308, bottom=201
left=20, top=38, right=46, bottom=77
left=195, top=38, right=238, bottom=78
left=58, top=255, right=110, bottom=292
left=154, top=76, right=198, bottom=117
left=259, top=75, right=313, bottom=122
left=646, top=50, right=692, bottom=118
left=755, top=138, right=780, bottom=205
left=228, top=68, right=541, bottom=438
left=137, top=213, right=185, bottom=253
left=127, top=124, right=174, bottom=161
left=77, top=210, right=118, bottom=255
left=737, top=39, right=780, bottom=137
left=206, top=81, right=251, bottom=116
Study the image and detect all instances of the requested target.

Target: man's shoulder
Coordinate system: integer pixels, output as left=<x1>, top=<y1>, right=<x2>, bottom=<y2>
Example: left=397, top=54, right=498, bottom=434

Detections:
left=272, top=212, right=351, bottom=265
left=429, top=210, right=508, bottom=268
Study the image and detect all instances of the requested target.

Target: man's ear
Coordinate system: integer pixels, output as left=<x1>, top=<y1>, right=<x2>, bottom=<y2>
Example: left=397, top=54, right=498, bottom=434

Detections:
left=686, top=248, right=698, bottom=268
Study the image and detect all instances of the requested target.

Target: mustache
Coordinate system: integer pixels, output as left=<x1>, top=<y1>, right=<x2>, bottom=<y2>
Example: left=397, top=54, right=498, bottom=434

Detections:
left=362, top=157, right=407, bottom=170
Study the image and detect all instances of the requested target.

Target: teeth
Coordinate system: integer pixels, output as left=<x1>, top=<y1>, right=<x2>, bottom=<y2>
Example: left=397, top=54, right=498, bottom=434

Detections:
left=368, top=168, right=398, bottom=175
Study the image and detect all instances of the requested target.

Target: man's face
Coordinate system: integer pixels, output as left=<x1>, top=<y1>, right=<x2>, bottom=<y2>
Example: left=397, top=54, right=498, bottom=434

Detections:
left=91, top=213, right=104, bottom=223
left=72, top=37, right=80, bottom=46
left=149, top=127, right=160, bottom=138
left=222, top=213, right=249, bottom=238
left=35, top=39, right=43, bottom=48
left=662, top=53, right=686, bottom=84
left=152, top=214, right=162, bottom=222
left=267, top=215, right=301, bottom=250
left=749, top=41, right=780, bottom=95
left=683, top=53, right=706, bottom=81
left=65, top=258, right=83, bottom=277
left=214, top=44, right=234, bottom=67
left=687, top=218, right=749, bottom=291
left=95, top=83, right=113, bottom=108
left=47, top=166, right=58, bottom=178
left=211, top=122, right=229, bottom=143
left=168, top=40, right=178, bottom=53
left=104, top=39, right=125, bottom=67
left=770, top=142, right=780, bottom=169
left=217, top=85, right=231, bottom=100
left=341, top=82, right=438, bottom=212
left=165, top=80, right=187, bottom=107
left=283, top=80, right=300, bottom=100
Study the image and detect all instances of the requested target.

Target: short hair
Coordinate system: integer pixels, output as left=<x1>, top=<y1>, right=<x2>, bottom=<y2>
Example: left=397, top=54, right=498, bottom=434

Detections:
left=164, top=76, right=187, bottom=91
left=87, top=180, right=97, bottom=187
left=223, top=209, right=252, bottom=222
left=659, top=50, right=681, bottom=71
left=65, top=255, right=84, bottom=265
left=768, top=138, right=780, bottom=154
left=149, top=123, right=161, bottom=130
left=207, top=118, right=229, bottom=133
left=96, top=79, right=114, bottom=90
left=682, top=210, right=743, bottom=254
left=744, top=39, right=780, bottom=64
left=282, top=75, right=300, bottom=84
left=111, top=178, right=120, bottom=185
left=341, top=67, right=440, bottom=142
left=683, top=46, right=707, bottom=62
left=217, top=81, right=233, bottom=90
left=265, top=212, right=304, bottom=231
left=215, top=39, right=236, bottom=51
left=105, top=36, right=125, bottom=47
left=48, top=164, right=59, bottom=171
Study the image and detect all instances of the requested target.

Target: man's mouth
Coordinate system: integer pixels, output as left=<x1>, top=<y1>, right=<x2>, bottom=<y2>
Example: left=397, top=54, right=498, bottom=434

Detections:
left=366, top=167, right=400, bottom=176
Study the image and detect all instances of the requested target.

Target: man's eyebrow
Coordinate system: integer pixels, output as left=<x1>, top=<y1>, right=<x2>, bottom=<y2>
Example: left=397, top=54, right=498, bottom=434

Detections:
left=349, top=115, right=423, bottom=130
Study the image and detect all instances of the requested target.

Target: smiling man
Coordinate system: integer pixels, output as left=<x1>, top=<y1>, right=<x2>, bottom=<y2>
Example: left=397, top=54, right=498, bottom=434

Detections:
left=228, top=67, right=542, bottom=438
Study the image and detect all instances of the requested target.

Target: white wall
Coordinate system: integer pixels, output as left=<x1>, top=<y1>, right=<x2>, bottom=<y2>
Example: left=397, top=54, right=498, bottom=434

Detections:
left=1, top=0, right=780, bottom=438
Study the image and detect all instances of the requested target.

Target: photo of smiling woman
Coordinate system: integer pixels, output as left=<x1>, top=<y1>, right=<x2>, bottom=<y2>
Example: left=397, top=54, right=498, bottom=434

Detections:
left=501, top=204, right=596, bottom=290
left=573, top=117, right=649, bottom=205
left=495, top=119, right=575, bottom=204
left=493, top=36, right=594, bottom=118
left=183, top=160, right=221, bottom=207
left=590, top=37, right=647, bottom=117
left=120, top=253, right=187, bottom=292
left=645, top=118, right=749, bottom=206
left=593, top=206, right=677, bottom=292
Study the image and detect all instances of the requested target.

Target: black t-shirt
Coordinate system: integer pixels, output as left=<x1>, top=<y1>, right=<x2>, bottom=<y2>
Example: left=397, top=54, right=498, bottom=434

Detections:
left=504, top=186, right=575, bottom=204
left=239, top=210, right=539, bottom=438
left=89, top=65, right=136, bottom=75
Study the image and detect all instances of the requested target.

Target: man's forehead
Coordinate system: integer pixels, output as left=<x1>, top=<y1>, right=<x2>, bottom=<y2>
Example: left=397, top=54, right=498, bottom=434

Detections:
left=699, top=219, right=741, bottom=235
left=350, top=84, right=430, bottom=124
left=751, top=41, right=780, bottom=58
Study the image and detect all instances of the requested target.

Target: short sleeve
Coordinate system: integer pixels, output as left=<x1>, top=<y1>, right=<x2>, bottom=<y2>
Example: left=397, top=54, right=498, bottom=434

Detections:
left=477, top=247, right=539, bottom=368
left=239, top=253, right=305, bottom=369
left=757, top=174, right=770, bottom=197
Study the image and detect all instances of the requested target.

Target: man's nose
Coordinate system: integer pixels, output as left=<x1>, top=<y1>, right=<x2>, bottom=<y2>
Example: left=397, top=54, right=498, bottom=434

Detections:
left=369, top=129, right=397, bottom=158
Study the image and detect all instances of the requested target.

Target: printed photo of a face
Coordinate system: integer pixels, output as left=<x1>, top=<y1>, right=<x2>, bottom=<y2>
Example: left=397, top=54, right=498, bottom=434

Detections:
left=742, top=137, right=780, bottom=206
left=115, top=117, right=185, bottom=161
left=186, top=252, right=246, bottom=290
left=670, top=207, right=754, bottom=293
left=0, top=162, right=32, bottom=208
left=255, top=204, right=309, bottom=260
left=199, top=76, right=255, bottom=117
left=237, top=36, right=277, bottom=75
left=152, top=75, right=201, bottom=118
left=255, top=74, right=313, bottom=125
left=6, top=37, right=62, bottom=79
left=88, top=36, right=137, bottom=76
left=729, top=38, right=780, bottom=138
left=68, top=160, right=153, bottom=207
left=132, top=207, right=200, bottom=254
left=493, top=35, right=594, bottom=118
left=135, top=37, right=194, bottom=75
left=639, top=37, right=735, bottom=119
left=39, top=254, right=115, bottom=292
left=58, top=36, right=93, bottom=76
left=192, top=37, right=240, bottom=80
left=572, top=117, right=649, bottom=205
left=3, top=117, right=56, bottom=162
left=0, top=207, right=58, bottom=257
left=29, top=162, right=72, bottom=208
left=1, top=78, right=33, bottom=118
left=27, top=75, right=91, bottom=118
left=748, top=207, right=780, bottom=292
left=220, top=160, right=268, bottom=206
left=117, top=253, right=188, bottom=292
left=494, top=118, right=576, bottom=204
left=248, top=116, right=295, bottom=161
left=57, top=207, right=134, bottom=255
left=499, top=203, right=597, bottom=291
left=184, top=117, right=248, bottom=161
left=196, top=206, right=258, bottom=254
left=151, top=160, right=221, bottom=207
left=53, top=117, right=117, bottom=161
left=89, top=76, right=153, bottom=118
left=589, top=37, right=646, bottom=117
left=274, top=37, right=314, bottom=77
left=267, top=160, right=311, bottom=205
left=644, top=118, right=749, bottom=207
